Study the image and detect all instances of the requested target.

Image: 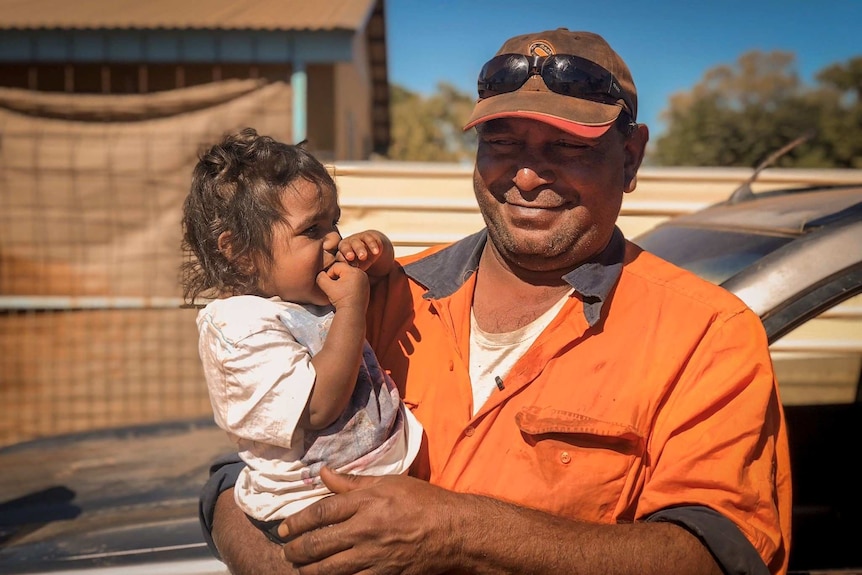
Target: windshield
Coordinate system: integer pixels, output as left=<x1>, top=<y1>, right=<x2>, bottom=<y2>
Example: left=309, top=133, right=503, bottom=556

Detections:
left=635, top=225, right=795, bottom=285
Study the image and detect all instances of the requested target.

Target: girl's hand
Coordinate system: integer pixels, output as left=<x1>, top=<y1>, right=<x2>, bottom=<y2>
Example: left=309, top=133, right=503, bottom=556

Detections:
left=317, top=261, right=369, bottom=312
left=338, top=230, right=395, bottom=279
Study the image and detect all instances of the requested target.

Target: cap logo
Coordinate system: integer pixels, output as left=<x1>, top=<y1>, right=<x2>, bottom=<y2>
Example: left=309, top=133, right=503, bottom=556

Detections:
left=528, top=40, right=555, bottom=58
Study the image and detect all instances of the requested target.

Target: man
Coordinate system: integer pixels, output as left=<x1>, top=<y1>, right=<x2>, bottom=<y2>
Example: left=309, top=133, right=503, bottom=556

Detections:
left=200, top=28, right=791, bottom=575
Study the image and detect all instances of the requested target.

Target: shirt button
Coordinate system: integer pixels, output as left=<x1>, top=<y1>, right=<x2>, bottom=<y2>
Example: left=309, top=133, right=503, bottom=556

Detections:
left=464, top=427, right=475, bottom=437
left=448, top=360, right=454, bottom=371
left=560, top=451, right=571, bottom=464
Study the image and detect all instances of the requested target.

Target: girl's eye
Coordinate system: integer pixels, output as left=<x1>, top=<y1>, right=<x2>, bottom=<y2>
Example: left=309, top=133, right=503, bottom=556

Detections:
left=301, top=215, right=339, bottom=239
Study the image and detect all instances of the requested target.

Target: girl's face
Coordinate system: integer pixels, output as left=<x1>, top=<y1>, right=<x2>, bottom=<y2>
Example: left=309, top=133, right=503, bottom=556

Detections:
left=254, top=179, right=341, bottom=305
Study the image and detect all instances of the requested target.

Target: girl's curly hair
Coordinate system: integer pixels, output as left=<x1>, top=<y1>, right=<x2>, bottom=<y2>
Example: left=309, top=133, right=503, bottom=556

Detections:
left=180, top=128, right=336, bottom=304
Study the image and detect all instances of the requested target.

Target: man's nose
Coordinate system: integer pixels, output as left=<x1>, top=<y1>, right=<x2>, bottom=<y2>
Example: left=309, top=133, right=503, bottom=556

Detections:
left=513, top=165, right=554, bottom=191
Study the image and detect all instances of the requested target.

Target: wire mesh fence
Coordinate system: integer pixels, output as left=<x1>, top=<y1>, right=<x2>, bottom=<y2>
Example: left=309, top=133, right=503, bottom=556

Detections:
left=0, top=79, right=294, bottom=446
left=0, top=305, right=207, bottom=445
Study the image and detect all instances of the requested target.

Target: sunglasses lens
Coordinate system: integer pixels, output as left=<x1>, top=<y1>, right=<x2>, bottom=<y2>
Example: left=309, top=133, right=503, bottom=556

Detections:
left=477, top=54, right=530, bottom=97
left=542, top=56, right=610, bottom=99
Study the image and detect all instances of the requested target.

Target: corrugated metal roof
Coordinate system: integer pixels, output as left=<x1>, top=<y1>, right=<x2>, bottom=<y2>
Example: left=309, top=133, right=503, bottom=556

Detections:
left=0, top=0, right=377, bottom=31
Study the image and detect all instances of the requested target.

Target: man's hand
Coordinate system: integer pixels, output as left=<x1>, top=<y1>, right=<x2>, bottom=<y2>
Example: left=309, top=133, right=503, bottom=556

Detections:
left=278, top=468, right=459, bottom=575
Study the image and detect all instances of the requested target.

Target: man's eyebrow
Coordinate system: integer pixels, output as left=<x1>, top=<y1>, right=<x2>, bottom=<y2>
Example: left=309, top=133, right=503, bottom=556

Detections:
left=477, top=120, right=512, bottom=135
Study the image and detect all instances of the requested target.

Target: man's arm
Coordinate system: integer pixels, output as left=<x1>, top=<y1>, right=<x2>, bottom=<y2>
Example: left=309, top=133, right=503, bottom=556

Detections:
left=200, top=457, right=294, bottom=574
left=211, top=488, right=296, bottom=575
left=203, top=464, right=723, bottom=575
left=276, top=468, right=724, bottom=575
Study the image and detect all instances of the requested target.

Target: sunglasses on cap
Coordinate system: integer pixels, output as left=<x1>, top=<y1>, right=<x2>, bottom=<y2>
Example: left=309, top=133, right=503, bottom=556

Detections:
left=477, top=53, right=635, bottom=118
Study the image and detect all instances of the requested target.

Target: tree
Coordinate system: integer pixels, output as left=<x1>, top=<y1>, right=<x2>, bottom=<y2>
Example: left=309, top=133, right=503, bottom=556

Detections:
left=387, top=82, right=476, bottom=163
left=654, top=51, right=862, bottom=168
left=811, top=57, right=862, bottom=168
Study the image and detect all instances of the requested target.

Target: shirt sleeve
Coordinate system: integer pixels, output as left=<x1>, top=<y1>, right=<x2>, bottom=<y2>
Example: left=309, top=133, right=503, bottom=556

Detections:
left=198, top=454, right=245, bottom=560
left=646, top=506, right=770, bottom=575
left=637, top=307, right=791, bottom=573
left=199, top=309, right=316, bottom=449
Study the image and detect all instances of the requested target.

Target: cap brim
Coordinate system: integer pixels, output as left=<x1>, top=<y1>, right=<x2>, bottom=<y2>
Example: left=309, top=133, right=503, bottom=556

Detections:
left=463, top=90, right=622, bottom=138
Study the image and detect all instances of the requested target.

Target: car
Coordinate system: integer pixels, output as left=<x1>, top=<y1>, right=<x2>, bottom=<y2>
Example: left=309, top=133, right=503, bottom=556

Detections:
left=1, top=180, right=860, bottom=575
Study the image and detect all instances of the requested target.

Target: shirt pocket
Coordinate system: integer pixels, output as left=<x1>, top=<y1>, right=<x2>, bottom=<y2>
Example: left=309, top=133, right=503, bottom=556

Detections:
left=512, top=405, right=645, bottom=521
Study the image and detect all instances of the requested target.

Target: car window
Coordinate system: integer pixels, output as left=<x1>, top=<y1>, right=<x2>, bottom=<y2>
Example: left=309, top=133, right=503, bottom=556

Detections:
left=634, top=226, right=794, bottom=284
left=771, top=292, right=862, bottom=406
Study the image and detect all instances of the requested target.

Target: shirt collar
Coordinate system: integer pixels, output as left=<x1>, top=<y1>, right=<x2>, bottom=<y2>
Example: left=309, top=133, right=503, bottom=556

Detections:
left=403, top=227, right=626, bottom=327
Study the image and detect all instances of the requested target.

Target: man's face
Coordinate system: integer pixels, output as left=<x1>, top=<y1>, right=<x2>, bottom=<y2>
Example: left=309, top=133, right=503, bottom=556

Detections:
left=473, top=117, right=644, bottom=274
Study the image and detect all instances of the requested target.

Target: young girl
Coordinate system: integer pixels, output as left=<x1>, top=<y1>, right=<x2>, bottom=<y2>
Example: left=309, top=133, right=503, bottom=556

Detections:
left=181, top=128, right=422, bottom=542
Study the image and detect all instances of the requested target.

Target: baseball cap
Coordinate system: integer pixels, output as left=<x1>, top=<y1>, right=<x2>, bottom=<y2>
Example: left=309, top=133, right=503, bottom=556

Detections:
left=463, top=28, right=638, bottom=138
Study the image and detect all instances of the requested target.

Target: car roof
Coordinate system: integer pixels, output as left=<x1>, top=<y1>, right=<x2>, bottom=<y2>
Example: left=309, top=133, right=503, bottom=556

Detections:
left=659, top=185, right=862, bottom=236
left=637, top=184, right=862, bottom=341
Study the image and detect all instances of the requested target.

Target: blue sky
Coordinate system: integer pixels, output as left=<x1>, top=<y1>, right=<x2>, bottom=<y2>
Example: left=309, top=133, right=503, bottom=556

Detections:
left=385, top=0, right=862, bottom=136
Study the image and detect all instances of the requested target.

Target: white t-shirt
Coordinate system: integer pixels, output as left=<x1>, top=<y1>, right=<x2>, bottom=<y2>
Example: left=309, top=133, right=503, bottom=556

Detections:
left=469, top=292, right=571, bottom=415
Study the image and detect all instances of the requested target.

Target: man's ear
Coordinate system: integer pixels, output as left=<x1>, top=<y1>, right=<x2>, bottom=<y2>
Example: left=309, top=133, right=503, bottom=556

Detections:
left=623, top=124, right=649, bottom=194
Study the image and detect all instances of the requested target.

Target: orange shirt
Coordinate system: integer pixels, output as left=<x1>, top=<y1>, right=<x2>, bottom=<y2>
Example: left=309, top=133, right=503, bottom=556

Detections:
left=367, top=228, right=791, bottom=575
